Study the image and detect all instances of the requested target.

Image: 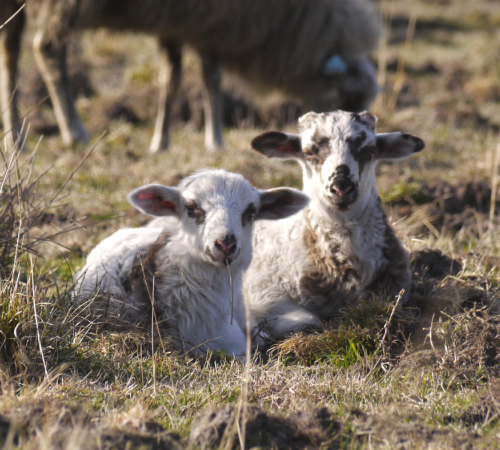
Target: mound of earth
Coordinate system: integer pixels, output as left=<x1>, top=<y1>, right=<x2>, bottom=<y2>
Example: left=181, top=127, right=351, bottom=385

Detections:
left=387, top=179, right=499, bottom=238
left=189, top=405, right=338, bottom=450
left=0, top=401, right=182, bottom=450
left=410, top=248, right=462, bottom=280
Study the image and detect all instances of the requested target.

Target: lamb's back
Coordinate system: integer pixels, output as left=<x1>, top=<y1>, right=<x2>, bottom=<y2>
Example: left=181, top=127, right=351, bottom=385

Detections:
left=74, top=228, right=163, bottom=299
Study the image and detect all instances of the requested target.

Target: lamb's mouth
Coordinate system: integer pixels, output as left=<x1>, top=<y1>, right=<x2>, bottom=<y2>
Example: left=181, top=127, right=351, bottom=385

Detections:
left=204, top=247, right=240, bottom=265
left=327, top=190, right=358, bottom=210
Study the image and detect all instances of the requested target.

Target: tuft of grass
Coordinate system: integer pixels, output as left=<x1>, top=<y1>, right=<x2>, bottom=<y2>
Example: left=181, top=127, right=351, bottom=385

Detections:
left=381, top=180, right=427, bottom=204
left=272, top=326, right=380, bottom=367
left=0, top=140, right=48, bottom=276
left=271, top=295, right=415, bottom=367
left=431, top=306, right=500, bottom=380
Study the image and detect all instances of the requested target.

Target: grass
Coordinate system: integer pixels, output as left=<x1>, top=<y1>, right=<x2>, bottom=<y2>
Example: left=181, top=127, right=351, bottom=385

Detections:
left=1, top=0, right=500, bottom=448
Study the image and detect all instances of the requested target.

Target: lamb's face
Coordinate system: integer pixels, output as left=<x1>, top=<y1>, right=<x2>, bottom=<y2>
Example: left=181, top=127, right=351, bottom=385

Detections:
left=251, top=110, right=425, bottom=213
left=128, top=170, right=309, bottom=268
left=179, top=171, right=262, bottom=267
left=298, top=111, right=379, bottom=211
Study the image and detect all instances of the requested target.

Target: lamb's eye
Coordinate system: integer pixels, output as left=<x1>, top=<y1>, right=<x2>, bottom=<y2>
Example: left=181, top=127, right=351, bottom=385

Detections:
left=185, top=201, right=205, bottom=223
left=304, top=145, right=319, bottom=158
left=242, top=203, right=257, bottom=226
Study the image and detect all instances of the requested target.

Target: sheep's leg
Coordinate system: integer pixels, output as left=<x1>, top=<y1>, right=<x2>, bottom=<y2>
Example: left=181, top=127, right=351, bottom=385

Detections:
left=0, top=6, right=24, bottom=150
left=149, top=40, right=182, bottom=153
left=32, top=29, right=88, bottom=146
left=201, top=55, right=223, bottom=152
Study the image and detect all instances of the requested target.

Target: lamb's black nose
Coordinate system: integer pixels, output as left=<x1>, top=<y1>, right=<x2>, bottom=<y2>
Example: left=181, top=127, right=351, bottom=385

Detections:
left=331, top=178, right=355, bottom=197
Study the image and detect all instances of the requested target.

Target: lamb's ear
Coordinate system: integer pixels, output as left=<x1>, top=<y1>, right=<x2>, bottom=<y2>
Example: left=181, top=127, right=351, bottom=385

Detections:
left=375, top=132, right=425, bottom=160
left=251, top=132, right=303, bottom=160
left=257, top=188, right=309, bottom=220
left=127, top=184, right=181, bottom=217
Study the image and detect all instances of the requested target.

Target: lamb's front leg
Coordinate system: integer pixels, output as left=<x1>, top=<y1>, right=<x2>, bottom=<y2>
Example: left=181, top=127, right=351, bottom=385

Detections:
left=209, top=319, right=247, bottom=360
left=252, top=300, right=322, bottom=340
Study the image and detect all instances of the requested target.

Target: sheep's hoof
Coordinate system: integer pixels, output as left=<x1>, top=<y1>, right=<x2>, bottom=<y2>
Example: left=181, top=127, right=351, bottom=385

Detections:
left=205, top=140, right=224, bottom=153
left=62, top=124, right=89, bottom=147
left=149, top=135, right=170, bottom=153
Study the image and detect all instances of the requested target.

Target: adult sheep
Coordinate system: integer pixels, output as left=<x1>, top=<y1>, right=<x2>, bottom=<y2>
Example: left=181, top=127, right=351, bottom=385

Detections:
left=1, top=0, right=381, bottom=151
left=245, top=110, right=425, bottom=339
left=73, top=169, right=309, bottom=357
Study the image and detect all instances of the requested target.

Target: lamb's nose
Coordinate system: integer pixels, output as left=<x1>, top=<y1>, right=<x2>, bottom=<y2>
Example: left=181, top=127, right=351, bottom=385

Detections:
left=215, top=235, right=237, bottom=256
left=331, top=178, right=354, bottom=197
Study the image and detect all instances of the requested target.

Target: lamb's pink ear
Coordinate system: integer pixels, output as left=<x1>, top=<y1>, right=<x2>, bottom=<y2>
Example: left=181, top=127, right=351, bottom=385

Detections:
left=257, top=188, right=309, bottom=220
left=375, top=132, right=425, bottom=160
left=251, top=132, right=303, bottom=160
left=127, top=184, right=181, bottom=217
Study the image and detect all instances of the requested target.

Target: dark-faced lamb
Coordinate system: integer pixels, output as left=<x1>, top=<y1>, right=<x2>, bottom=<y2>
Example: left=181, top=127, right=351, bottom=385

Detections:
left=73, top=169, right=309, bottom=357
left=244, top=110, right=425, bottom=338
left=0, top=0, right=380, bottom=151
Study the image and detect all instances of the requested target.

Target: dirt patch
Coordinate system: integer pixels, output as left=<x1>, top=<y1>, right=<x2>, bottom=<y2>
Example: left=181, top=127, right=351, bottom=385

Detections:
left=1, top=400, right=181, bottom=450
left=188, top=404, right=338, bottom=450
left=389, top=180, right=499, bottom=238
left=344, top=409, right=480, bottom=450
left=437, top=103, right=500, bottom=133
left=389, top=180, right=495, bottom=213
left=409, top=248, right=486, bottom=309
left=29, top=64, right=95, bottom=109
left=411, top=248, right=462, bottom=280
left=407, top=248, right=493, bottom=347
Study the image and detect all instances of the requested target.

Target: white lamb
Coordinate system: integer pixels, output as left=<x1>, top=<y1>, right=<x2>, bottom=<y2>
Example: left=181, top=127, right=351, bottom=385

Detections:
left=73, top=169, right=308, bottom=357
left=245, top=110, right=425, bottom=338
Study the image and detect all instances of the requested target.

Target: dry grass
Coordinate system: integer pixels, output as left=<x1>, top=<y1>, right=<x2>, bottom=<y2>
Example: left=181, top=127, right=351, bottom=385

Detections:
left=1, top=0, right=500, bottom=448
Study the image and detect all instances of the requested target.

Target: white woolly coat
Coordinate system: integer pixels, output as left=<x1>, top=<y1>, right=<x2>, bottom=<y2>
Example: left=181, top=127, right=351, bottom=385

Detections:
left=74, top=224, right=248, bottom=357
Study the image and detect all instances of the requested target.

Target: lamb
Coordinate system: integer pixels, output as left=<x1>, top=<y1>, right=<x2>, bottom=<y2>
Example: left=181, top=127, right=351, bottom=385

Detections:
left=73, top=169, right=309, bottom=357
left=244, top=110, right=425, bottom=339
left=0, top=0, right=381, bottom=151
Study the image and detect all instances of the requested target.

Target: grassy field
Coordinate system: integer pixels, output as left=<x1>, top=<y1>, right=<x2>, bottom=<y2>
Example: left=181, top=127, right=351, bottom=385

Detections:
left=1, top=0, right=500, bottom=448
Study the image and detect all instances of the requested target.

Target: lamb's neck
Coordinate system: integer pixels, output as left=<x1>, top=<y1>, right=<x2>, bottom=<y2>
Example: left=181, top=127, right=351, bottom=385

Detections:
left=305, top=187, right=382, bottom=229
left=302, top=188, right=388, bottom=277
